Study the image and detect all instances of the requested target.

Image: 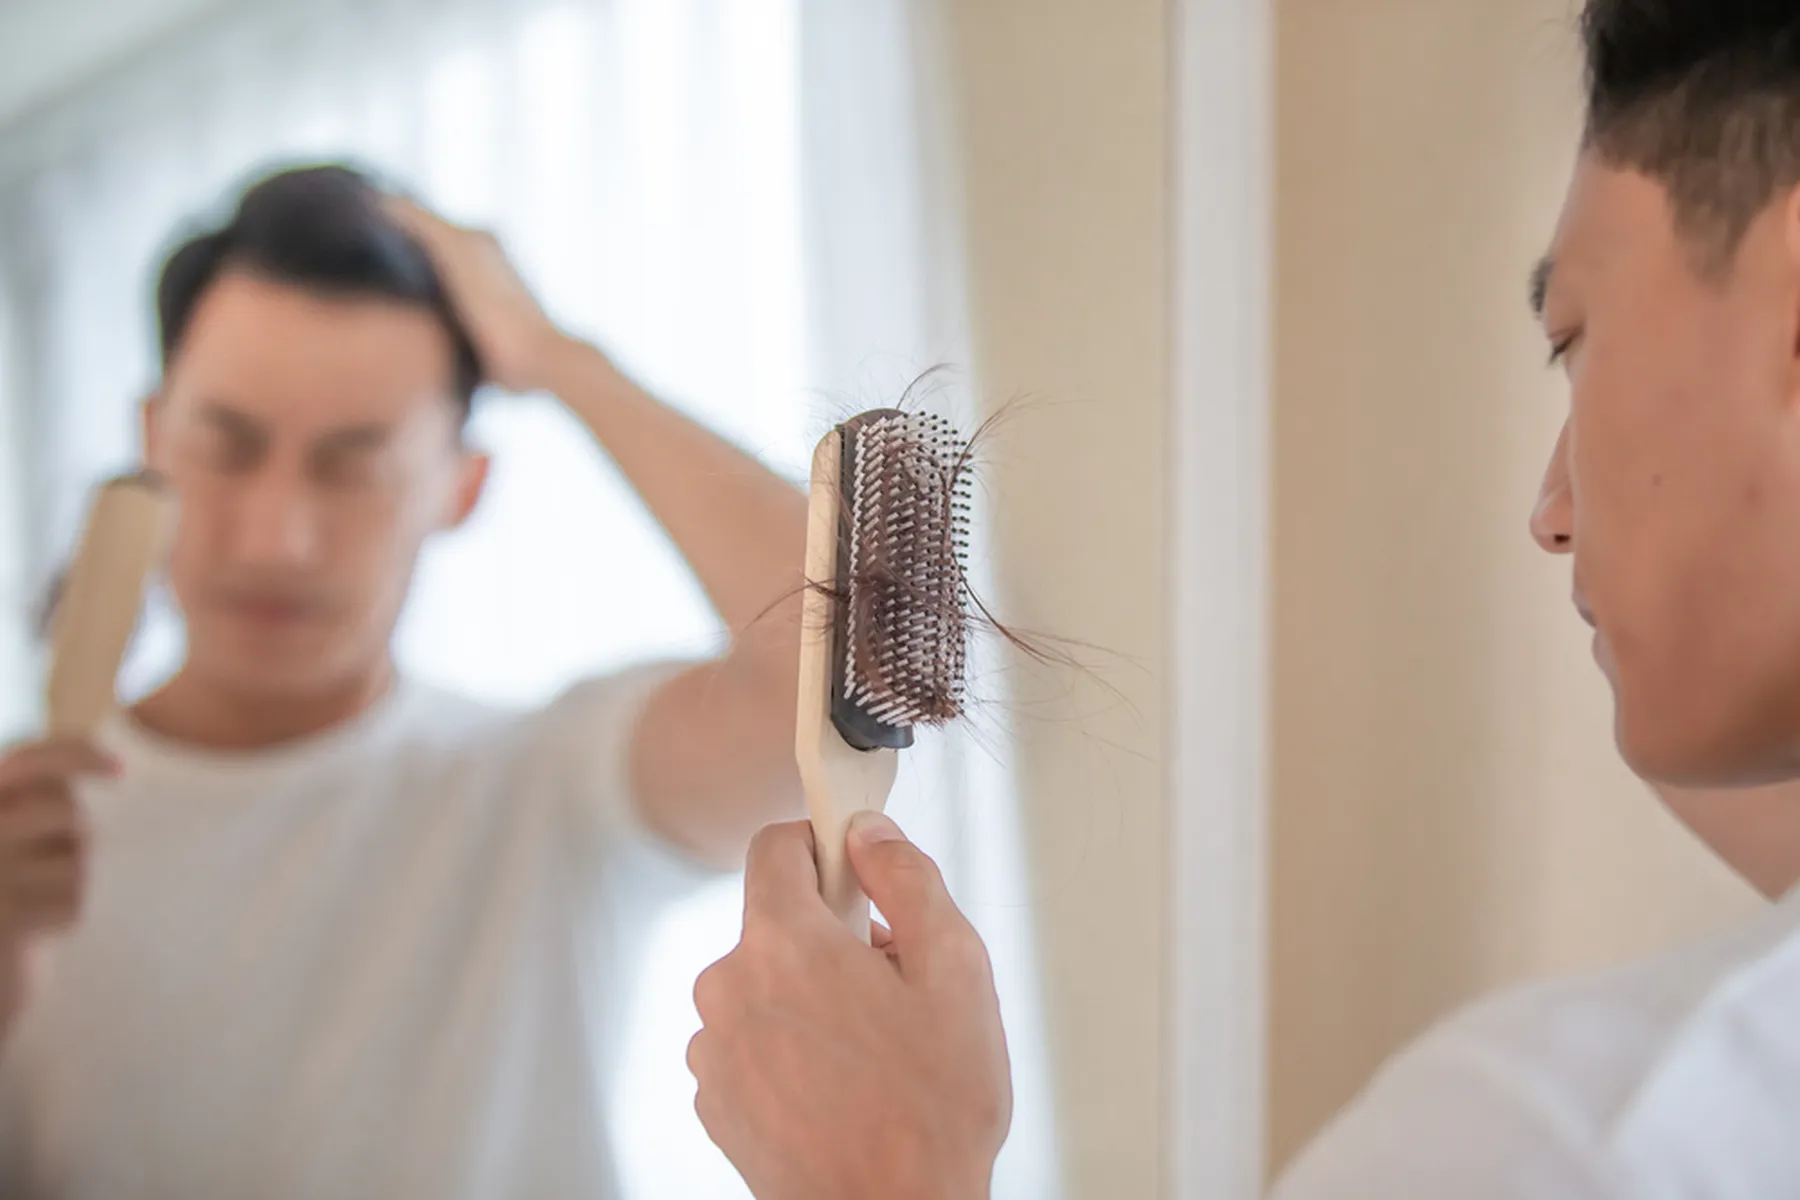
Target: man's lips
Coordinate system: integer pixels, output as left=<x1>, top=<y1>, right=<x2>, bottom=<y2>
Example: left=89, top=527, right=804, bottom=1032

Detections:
left=222, top=592, right=324, bottom=624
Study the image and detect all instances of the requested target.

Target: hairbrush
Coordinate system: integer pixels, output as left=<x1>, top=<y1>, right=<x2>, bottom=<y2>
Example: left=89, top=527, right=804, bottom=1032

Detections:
left=796, top=409, right=972, bottom=938
left=44, top=472, right=173, bottom=739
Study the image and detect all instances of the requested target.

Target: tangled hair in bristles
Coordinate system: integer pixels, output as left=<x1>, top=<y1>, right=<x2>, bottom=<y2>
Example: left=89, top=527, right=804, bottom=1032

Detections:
left=840, top=410, right=973, bottom=729
left=760, top=369, right=1107, bottom=751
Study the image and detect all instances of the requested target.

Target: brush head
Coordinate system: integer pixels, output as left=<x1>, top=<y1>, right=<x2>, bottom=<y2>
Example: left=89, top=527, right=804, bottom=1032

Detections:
left=831, top=409, right=973, bottom=752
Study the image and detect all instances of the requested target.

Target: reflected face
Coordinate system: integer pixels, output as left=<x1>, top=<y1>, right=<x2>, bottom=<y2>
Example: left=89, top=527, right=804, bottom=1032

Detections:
left=1530, top=154, right=1800, bottom=788
left=146, top=272, right=486, bottom=700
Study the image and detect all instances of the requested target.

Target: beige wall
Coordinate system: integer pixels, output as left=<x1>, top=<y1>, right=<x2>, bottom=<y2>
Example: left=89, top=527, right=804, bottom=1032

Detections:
left=1271, top=0, right=1763, bottom=1175
left=939, top=1, right=1172, bottom=1196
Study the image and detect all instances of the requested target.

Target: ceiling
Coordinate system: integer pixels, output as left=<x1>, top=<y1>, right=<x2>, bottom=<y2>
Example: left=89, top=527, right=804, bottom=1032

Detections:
left=0, top=0, right=238, bottom=131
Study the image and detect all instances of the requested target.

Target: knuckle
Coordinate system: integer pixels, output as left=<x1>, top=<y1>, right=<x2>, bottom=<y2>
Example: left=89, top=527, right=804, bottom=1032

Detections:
left=685, top=1029, right=708, bottom=1080
left=692, top=1083, right=724, bottom=1141
left=35, top=784, right=76, bottom=819
left=880, top=841, right=945, bottom=889
left=946, top=925, right=994, bottom=981
left=741, top=919, right=811, bottom=981
left=692, top=958, right=734, bottom=1021
left=746, top=821, right=795, bottom=862
left=0, top=743, right=89, bottom=795
left=972, top=1081, right=1013, bottom=1143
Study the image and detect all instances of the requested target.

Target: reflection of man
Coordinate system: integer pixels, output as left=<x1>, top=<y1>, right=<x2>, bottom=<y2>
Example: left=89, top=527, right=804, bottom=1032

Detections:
left=688, top=2, right=1800, bottom=1196
left=0, top=164, right=806, bottom=1197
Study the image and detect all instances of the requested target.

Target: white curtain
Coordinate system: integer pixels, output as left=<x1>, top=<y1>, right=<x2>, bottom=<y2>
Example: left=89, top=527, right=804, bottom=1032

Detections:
left=0, top=0, right=1058, bottom=1195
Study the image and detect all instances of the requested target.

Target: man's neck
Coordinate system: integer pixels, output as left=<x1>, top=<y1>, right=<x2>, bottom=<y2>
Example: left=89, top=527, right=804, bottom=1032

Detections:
left=129, top=662, right=396, bottom=752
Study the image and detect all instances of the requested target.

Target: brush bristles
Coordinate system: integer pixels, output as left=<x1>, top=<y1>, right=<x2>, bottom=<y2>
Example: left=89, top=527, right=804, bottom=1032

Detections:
left=844, top=411, right=972, bottom=728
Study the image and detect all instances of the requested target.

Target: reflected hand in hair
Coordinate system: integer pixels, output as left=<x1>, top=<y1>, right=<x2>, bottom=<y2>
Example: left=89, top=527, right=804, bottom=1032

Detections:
left=382, top=196, right=569, bottom=395
left=689, top=815, right=1012, bottom=1200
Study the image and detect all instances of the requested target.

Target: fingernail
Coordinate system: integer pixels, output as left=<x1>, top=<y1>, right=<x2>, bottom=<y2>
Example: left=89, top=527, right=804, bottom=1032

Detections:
left=849, top=811, right=903, bottom=844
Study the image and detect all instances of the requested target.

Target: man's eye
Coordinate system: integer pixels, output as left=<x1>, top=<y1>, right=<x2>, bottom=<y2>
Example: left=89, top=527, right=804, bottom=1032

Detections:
left=1547, top=331, right=1582, bottom=368
left=316, top=452, right=379, bottom=487
left=206, top=436, right=261, bottom=471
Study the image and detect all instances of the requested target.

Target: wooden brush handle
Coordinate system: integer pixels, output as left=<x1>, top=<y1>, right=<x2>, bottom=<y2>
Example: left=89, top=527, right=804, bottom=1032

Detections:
left=44, top=475, right=171, bottom=740
left=796, top=430, right=899, bottom=941
left=807, top=746, right=898, bottom=939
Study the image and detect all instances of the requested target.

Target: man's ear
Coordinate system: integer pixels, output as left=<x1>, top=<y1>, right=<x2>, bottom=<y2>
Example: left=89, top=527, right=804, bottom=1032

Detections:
left=1784, top=184, right=1800, bottom=271
left=446, top=448, right=490, bottom=531
left=140, top=391, right=166, bottom=473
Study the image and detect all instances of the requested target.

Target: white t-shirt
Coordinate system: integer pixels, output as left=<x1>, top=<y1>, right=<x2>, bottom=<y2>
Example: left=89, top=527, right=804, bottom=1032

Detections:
left=1276, top=886, right=1800, bottom=1199
left=0, top=667, right=713, bottom=1200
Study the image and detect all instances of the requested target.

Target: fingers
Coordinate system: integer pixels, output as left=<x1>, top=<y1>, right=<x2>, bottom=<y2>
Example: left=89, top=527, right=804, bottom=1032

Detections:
left=870, top=919, right=903, bottom=969
left=742, top=821, right=828, bottom=929
left=0, top=787, right=85, bottom=849
left=845, top=813, right=967, bottom=955
left=6, top=857, right=84, bottom=933
left=0, top=814, right=87, bottom=937
left=380, top=193, right=443, bottom=239
left=687, top=979, right=732, bottom=1148
left=686, top=1026, right=708, bottom=1082
left=680, top=1021, right=752, bottom=1180
left=0, top=741, right=98, bottom=941
left=382, top=194, right=498, bottom=254
left=0, top=741, right=118, bottom=792
left=692, top=955, right=731, bottom=1027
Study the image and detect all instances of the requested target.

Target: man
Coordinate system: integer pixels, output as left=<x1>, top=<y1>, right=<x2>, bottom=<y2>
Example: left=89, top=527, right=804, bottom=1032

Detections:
left=688, top=1, right=1800, bottom=1195
left=0, top=164, right=807, bottom=1197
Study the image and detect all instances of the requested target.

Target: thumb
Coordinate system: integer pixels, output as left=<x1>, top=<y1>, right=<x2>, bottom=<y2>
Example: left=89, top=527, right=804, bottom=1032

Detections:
left=846, top=812, right=963, bottom=964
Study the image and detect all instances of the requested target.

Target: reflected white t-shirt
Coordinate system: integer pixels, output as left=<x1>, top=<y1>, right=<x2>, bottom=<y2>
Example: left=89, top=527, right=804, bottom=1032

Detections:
left=1276, top=886, right=1800, bottom=1199
left=0, top=667, right=712, bottom=1200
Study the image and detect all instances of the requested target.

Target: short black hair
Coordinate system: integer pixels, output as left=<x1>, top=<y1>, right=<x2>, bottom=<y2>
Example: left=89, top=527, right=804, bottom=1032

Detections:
left=1581, top=1, right=1800, bottom=264
left=155, top=163, right=484, bottom=413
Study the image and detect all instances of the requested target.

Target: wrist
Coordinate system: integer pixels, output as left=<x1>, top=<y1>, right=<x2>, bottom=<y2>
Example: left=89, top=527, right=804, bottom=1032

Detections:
left=915, top=1176, right=988, bottom=1200
left=519, top=328, right=584, bottom=390
left=535, top=331, right=623, bottom=395
left=886, top=1148, right=992, bottom=1200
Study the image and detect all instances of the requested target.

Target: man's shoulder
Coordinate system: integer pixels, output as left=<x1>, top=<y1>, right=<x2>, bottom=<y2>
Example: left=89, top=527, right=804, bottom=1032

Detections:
left=1406, top=902, right=1794, bottom=1128
left=1276, top=901, right=1800, bottom=1199
left=386, top=663, right=686, bottom=766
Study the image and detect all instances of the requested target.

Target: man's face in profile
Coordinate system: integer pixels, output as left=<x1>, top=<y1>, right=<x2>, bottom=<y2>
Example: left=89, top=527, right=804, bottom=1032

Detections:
left=1534, top=155, right=1800, bottom=788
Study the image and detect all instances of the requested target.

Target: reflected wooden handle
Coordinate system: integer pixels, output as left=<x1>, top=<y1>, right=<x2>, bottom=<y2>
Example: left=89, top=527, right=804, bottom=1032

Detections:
left=44, top=474, right=172, bottom=740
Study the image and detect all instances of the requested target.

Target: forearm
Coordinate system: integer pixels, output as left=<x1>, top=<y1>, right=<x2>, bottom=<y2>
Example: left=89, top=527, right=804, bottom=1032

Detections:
left=631, top=660, right=801, bottom=869
left=542, top=336, right=808, bottom=859
left=541, top=335, right=808, bottom=643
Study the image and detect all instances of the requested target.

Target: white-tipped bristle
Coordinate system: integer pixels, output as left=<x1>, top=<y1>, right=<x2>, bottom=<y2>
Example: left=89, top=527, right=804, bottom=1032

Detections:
left=843, top=411, right=972, bottom=728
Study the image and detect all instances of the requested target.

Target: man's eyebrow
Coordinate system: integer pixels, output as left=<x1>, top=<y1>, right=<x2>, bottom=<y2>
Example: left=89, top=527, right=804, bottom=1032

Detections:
left=198, top=403, right=265, bottom=438
left=1529, top=255, right=1555, bottom=321
left=312, top=424, right=393, bottom=454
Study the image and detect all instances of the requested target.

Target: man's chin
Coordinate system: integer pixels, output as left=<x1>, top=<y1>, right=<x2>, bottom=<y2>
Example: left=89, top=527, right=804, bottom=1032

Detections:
left=1591, top=628, right=1617, bottom=681
left=1615, top=706, right=1800, bottom=791
left=191, top=641, right=351, bottom=701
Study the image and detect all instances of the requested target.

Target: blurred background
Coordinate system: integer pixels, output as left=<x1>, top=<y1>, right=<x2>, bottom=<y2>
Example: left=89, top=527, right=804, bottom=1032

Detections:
left=0, top=0, right=1771, bottom=1197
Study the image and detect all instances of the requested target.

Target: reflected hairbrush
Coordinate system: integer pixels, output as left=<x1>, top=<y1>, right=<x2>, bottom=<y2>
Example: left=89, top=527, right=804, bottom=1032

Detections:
left=44, top=472, right=173, bottom=739
left=796, top=409, right=972, bottom=939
